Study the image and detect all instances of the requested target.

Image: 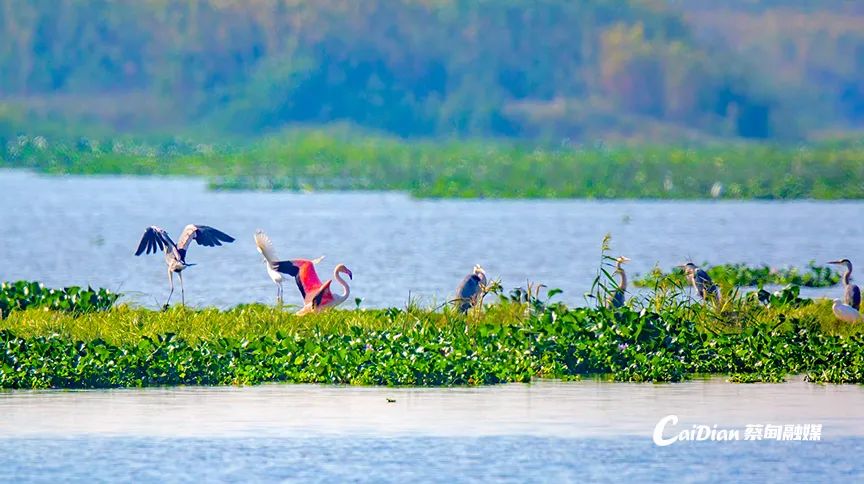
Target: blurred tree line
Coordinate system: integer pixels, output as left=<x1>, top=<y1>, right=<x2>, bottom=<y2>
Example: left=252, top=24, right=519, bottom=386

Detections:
left=0, top=0, right=861, bottom=141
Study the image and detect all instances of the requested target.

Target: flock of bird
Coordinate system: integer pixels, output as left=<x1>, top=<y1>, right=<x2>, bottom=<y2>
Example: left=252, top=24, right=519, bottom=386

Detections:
left=134, top=223, right=862, bottom=322
left=134, top=223, right=484, bottom=314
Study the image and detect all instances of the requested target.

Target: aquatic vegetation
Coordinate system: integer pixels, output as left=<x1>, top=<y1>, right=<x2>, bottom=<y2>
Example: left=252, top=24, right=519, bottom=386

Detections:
left=633, top=262, right=839, bottom=289
left=0, top=281, right=118, bottom=318
left=0, top=291, right=862, bottom=389
left=4, top=130, right=864, bottom=199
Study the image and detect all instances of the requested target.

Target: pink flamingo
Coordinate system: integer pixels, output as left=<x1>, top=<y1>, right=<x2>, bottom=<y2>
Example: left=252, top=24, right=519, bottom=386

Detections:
left=296, top=263, right=353, bottom=316
left=254, top=230, right=352, bottom=313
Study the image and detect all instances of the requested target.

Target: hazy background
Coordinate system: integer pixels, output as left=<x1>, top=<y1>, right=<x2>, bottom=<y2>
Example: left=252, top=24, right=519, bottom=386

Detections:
left=1, top=0, right=863, bottom=143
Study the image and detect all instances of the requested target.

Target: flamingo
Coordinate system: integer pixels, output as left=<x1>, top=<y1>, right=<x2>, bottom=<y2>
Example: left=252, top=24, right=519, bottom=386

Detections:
left=135, top=224, right=235, bottom=307
left=254, top=230, right=324, bottom=304
left=296, top=264, right=353, bottom=315
left=455, top=264, right=487, bottom=313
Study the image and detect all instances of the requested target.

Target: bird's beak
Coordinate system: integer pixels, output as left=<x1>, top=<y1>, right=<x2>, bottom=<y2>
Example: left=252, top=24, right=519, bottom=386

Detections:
left=620, top=257, right=631, bottom=264
left=346, top=269, right=353, bottom=280
left=827, top=260, right=842, bottom=265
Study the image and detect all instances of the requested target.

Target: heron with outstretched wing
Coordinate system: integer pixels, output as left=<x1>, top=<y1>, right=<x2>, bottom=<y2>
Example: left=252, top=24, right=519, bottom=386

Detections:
left=135, top=224, right=235, bottom=307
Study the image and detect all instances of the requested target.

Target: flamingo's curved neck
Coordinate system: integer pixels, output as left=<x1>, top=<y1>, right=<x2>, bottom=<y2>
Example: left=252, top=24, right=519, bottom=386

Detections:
left=333, top=268, right=351, bottom=304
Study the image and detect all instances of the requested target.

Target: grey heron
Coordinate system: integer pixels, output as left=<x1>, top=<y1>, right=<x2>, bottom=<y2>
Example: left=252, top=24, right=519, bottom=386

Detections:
left=609, top=256, right=631, bottom=308
left=254, top=230, right=324, bottom=304
left=680, top=262, right=719, bottom=302
left=296, top=264, right=353, bottom=316
left=135, top=224, right=235, bottom=307
left=827, top=259, right=861, bottom=311
left=454, top=264, right=487, bottom=313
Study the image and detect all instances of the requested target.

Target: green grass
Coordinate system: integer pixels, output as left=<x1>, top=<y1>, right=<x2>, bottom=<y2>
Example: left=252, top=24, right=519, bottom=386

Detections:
left=4, top=128, right=864, bottom=199
left=1, top=275, right=863, bottom=389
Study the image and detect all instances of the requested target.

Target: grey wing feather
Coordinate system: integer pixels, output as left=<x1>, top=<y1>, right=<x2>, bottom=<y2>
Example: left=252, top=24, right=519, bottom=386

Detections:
left=456, top=274, right=482, bottom=312
left=694, top=269, right=717, bottom=298
left=611, top=289, right=625, bottom=308
left=847, top=284, right=861, bottom=310
left=135, top=226, right=175, bottom=256
left=177, top=225, right=236, bottom=251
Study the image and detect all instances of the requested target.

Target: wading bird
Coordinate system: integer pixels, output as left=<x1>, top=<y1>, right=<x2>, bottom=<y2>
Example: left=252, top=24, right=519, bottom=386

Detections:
left=832, top=299, right=862, bottom=323
left=680, top=262, right=719, bottom=302
left=254, top=230, right=324, bottom=304
left=135, top=224, right=235, bottom=307
left=455, top=265, right=487, bottom=313
left=609, top=256, right=631, bottom=308
left=827, top=259, right=861, bottom=311
left=296, top=264, right=353, bottom=316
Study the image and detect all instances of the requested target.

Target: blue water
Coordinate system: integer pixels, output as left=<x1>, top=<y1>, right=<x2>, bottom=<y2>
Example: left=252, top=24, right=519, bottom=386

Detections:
left=2, top=170, right=862, bottom=309
left=2, top=381, right=863, bottom=482
left=3, top=436, right=862, bottom=482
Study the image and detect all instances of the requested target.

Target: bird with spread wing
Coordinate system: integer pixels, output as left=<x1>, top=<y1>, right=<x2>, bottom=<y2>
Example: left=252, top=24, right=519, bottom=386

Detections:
left=254, top=229, right=352, bottom=314
left=135, top=224, right=235, bottom=307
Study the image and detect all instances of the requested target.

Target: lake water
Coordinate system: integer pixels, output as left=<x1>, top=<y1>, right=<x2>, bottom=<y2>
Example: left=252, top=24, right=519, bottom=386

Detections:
left=3, top=171, right=864, bottom=481
left=1, top=379, right=863, bottom=481
left=0, top=170, right=860, bottom=309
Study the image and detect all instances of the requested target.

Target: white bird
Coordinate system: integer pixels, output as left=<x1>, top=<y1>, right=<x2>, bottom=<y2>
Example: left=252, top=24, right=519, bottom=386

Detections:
left=832, top=298, right=863, bottom=323
left=254, top=230, right=324, bottom=304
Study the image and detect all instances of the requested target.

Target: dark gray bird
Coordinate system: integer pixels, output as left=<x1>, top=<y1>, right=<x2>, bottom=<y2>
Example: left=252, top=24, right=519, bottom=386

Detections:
left=681, top=262, right=719, bottom=302
left=828, top=259, right=861, bottom=310
left=135, top=224, right=235, bottom=307
left=455, top=264, right=487, bottom=313
left=609, top=256, right=631, bottom=308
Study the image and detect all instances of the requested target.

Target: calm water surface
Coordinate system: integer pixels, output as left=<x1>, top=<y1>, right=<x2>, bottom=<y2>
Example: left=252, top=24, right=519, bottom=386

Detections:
left=1, top=380, right=863, bottom=481
left=2, top=173, right=864, bottom=481
left=1, top=171, right=860, bottom=308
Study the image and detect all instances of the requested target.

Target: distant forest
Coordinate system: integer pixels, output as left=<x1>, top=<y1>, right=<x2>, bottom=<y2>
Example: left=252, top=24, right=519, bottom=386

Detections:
left=1, top=0, right=863, bottom=142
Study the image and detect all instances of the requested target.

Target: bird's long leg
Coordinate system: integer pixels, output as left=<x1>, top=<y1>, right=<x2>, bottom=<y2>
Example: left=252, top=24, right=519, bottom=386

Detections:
left=179, top=271, right=185, bottom=306
left=277, top=283, right=283, bottom=305
left=165, top=270, right=174, bottom=308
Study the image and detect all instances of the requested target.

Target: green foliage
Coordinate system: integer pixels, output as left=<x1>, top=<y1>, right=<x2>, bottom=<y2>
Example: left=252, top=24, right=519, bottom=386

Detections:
left=0, top=288, right=862, bottom=388
left=0, top=281, right=118, bottom=319
left=2, top=0, right=859, bottom=140
left=634, top=262, right=841, bottom=288
left=5, top=130, right=864, bottom=199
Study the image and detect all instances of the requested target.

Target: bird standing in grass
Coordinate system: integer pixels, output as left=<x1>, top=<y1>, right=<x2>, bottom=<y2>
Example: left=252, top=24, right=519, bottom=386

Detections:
left=609, top=256, right=631, bottom=308
left=135, top=224, right=235, bottom=307
left=681, top=262, right=719, bottom=302
left=827, top=259, right=861, bottom=311
left=254, top=230, right=324, bottom=304
left=295, top=264, right=353, bottom=315
left=454, top=265, right=487, bottom=313
left=832, top=299, right=862, bottom=323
